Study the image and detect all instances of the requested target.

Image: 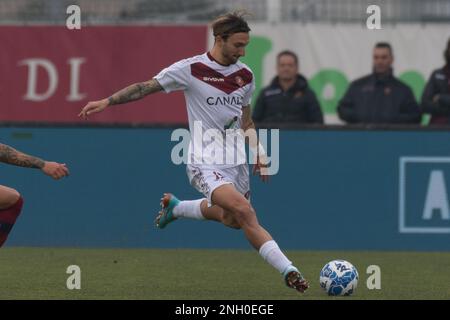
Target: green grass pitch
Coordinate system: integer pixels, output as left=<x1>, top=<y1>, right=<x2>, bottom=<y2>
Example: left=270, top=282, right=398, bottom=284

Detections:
left=0, top=248, right=449, bottom=299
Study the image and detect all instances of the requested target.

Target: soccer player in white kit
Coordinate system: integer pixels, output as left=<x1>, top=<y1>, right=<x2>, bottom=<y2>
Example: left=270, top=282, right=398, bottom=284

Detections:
left=79, top=12, right=309, bottom=293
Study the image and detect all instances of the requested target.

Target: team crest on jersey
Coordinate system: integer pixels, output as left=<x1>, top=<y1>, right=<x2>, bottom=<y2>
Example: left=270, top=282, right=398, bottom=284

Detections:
left=235, top=76, right=244, bottom=87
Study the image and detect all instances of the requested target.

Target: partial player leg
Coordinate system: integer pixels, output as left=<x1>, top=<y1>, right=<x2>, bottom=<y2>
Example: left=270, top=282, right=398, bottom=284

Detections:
left=0, top=185, right=24, bottom=247
left=211, top=183, right=309, bottom=293
left=198, top=201, right=241, bottom=229
left=211, top=184, right=271, bottom=248
left=155, top=193, right=240, bottom=229
left=0, top=185, right=20, bottom=209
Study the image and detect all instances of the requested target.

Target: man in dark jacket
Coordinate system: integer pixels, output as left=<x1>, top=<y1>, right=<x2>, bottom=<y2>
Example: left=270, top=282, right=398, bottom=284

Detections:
left=421, top=38, right=450, bottom=125
left=338, top=42, right=421, bottom=124
left=253, top=50, right=324, bottom=124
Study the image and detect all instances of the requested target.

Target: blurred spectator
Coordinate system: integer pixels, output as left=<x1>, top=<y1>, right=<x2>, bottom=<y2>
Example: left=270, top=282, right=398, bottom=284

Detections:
left=253, top=50, right=324, bottom=124
left=421, top=38, right=450, bottom=125
left=338, top=42, right=421, bottom=124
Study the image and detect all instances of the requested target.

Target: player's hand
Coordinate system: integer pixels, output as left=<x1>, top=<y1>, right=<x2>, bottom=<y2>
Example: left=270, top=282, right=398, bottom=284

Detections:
left=78, top=99, right=109, bottom=119
left=41, top=162, right=70, bottom=180
left=252, top=156, right=270, bottom=183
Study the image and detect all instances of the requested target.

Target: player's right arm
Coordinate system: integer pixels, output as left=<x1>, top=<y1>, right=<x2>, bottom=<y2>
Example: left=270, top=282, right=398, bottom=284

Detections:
left=78, top=79, right=163, bottom=119
left=0, top=143, right=69, bottom=180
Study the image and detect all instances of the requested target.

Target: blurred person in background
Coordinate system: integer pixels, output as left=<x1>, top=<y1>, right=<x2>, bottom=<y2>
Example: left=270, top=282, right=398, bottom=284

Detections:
left=338, top=42, right=421, bottom=124
left=253, top=50, right=324, bottom=125
left=421, top=38, right=450, bottom=125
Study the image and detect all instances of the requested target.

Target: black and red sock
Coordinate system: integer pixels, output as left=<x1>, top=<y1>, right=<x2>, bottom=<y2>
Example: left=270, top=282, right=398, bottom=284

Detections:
left=0, top=197, right=24, bottom=247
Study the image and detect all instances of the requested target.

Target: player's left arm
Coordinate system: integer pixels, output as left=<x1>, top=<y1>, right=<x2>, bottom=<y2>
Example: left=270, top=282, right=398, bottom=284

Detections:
left=241, top=104, right=255, bottom=131
left=241, top=105, right=269, bottom=182
left=0, top=143, right=69, bottom=180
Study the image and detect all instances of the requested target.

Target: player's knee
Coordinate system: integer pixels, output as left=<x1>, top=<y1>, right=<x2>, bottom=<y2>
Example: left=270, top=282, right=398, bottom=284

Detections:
left=232, top=202, right=256, bottom=227
left=9, top=189, right=21, bottom=207
left=0, top=188, right=21, bottom=209
left=222, top=211, right=241, bottom=230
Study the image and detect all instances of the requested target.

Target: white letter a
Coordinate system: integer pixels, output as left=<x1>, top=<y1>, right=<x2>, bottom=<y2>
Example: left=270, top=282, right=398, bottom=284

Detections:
left=66, top=5, right=81, bottom=30
left=366, top=5, right=381, bottom=29
left=423, top=170, right=450, bottom=220
left=66, top=265, right=81, bottom=290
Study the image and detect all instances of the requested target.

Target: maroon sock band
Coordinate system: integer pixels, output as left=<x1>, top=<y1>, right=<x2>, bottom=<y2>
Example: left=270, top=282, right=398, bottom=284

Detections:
left=0, top=197, right=24, bottom=247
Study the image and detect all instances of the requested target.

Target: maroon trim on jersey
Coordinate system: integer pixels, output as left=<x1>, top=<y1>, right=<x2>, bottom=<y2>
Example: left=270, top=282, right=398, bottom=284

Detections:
left=207, top=51, right=230, bottom=66
left=191, top=62, right=253, bottom=94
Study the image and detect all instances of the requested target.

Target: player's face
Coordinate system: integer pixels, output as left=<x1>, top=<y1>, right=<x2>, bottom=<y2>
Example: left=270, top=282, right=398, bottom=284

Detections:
left=373, top=47, right=393, bottom=74
left=221, top=32, right=250, bottom=64
left=277, top=55, right=298, bottom=81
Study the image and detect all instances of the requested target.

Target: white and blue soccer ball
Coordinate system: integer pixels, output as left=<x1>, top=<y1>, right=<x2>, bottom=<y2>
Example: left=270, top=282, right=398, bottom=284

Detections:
left=320, top=260, right=359, bottom=296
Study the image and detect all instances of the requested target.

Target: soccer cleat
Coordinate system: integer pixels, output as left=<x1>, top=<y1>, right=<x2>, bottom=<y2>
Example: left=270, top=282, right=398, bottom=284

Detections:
left=283, top=266, right=309, bottom=293
left=155, top=193, right=180, bottom=229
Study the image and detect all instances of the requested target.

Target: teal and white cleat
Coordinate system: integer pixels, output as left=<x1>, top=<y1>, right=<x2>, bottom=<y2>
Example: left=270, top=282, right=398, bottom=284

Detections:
left=155, top=193, right=180, bottom=229
left=283, top=265, right=309, bottom=293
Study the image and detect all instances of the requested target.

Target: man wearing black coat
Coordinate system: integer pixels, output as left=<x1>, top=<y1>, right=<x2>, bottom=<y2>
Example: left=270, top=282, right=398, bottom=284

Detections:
left=253, top=50, right=324, bottom=124
left=421, top=38, right=450, bottom=125
left=338, top=42, right=421, bottom=124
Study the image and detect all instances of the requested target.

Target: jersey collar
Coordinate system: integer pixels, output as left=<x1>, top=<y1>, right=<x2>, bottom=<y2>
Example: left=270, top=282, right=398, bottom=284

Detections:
left=207, top=52, right=231, bottom=67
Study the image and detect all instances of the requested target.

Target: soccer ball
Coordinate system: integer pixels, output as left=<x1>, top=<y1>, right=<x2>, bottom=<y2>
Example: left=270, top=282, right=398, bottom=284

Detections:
left=320, top=260, right=359, bottom=296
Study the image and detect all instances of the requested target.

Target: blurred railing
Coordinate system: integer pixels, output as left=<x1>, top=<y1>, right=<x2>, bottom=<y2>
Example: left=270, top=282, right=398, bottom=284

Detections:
left=0, top=0, right=449, bottom=24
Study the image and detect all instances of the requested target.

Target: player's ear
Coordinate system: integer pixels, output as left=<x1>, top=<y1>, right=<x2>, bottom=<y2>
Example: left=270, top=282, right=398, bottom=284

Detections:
left=216, top=35, right=227, bottom=45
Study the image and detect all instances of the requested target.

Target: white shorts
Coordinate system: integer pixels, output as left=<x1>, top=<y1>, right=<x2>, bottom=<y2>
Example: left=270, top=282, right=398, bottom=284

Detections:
left=186, top=164, right=250, bottom=206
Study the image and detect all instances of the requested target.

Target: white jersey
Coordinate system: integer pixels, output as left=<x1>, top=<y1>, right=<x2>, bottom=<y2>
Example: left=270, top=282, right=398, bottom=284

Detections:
left=154, top=52, right=255, bottom=168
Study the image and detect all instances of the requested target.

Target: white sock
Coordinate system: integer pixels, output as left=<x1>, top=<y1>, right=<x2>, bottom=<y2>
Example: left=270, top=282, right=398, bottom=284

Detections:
left=259, top=240, right=293, bottom=274
left=173, top=199, right=206, bottom=220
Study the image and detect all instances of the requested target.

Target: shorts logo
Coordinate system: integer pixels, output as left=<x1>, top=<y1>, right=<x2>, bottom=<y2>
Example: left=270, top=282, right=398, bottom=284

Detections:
left=213, top=171, right=224, bottom=181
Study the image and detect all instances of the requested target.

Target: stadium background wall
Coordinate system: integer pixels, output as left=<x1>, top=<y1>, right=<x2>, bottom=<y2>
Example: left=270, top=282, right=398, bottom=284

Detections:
left=1, top=126, right=449, bottom=250
left=1, top=24, right=448, bottom=125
